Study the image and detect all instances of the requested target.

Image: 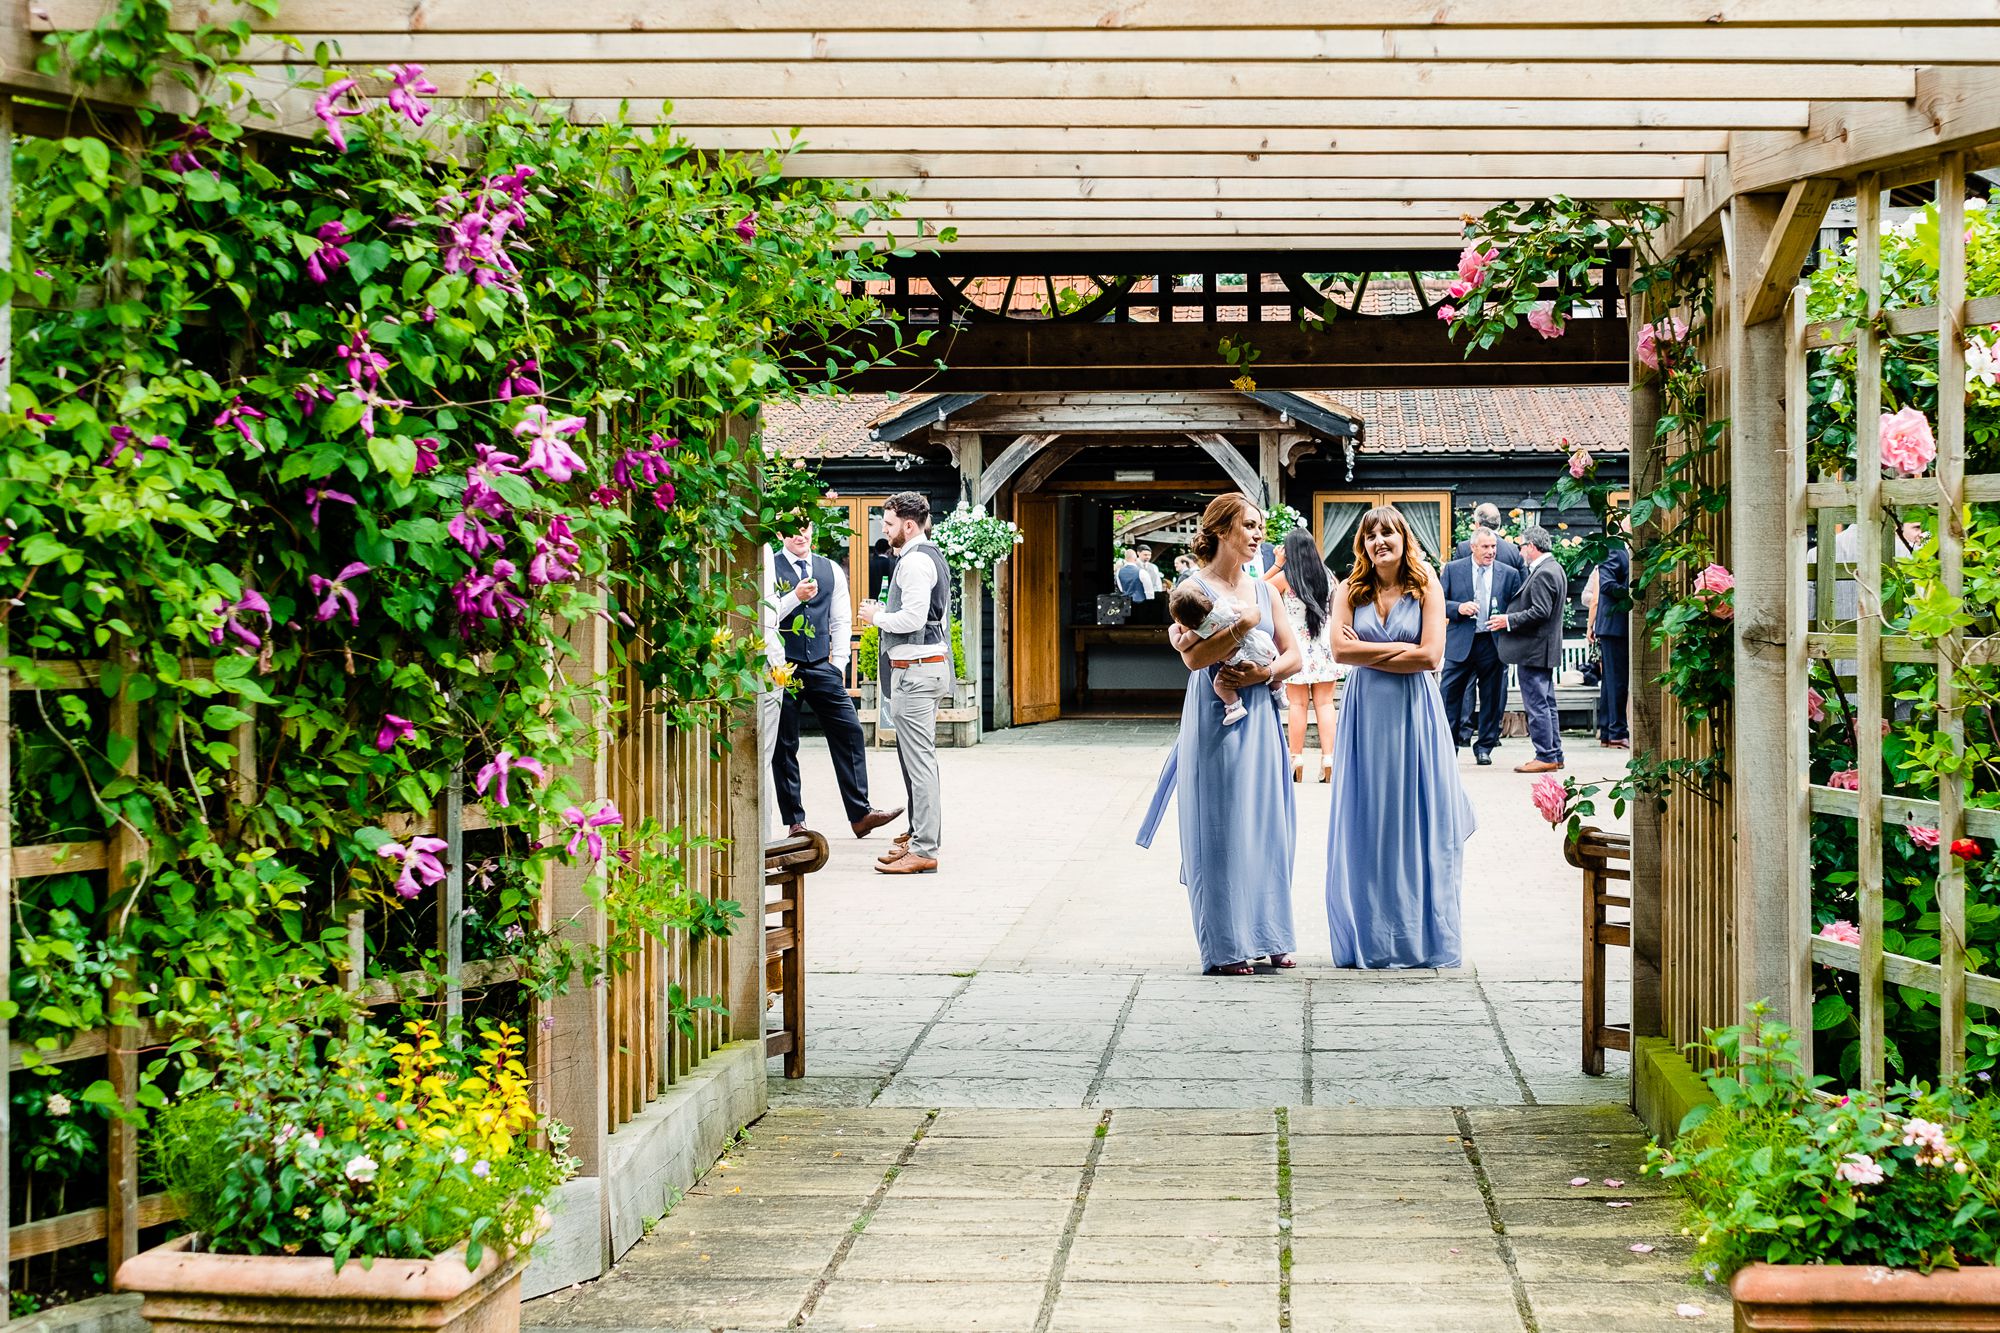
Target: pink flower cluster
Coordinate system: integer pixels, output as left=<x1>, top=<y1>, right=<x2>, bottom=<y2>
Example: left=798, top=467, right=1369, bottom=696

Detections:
left=474, top=750, right=546, bottom=808
left=1908, top=823, right=1941, bottom=850
left=210, top=590, right=270, bottom=654
left=440, top=166, right=535, bottom=291
left=1878, top=406, right=1937, bottom=477
left=1834, top=1152, right=1883, bottom=1187
left=1902, top=1117, right=1955, bottom=1167
left=1531, top=774, right=1566, bottom=826
left=528, top=514, right=582, bottom=586
left=562, top=801, right=624, bottom=861
left=1527, top=304, right=1563, bottom=340
left=611, top=433, right=678, bottom=509
left=1826, top=769, right=1859, bottom=791
left=1806, top=686, right=1826, bottom=723
left=1691, top=563, right=1734, bottom=620
left=452, top=559, right=528, bottom=632
left=1567, top=445, right=1594, bottom=480
left=305, top=221, right=352, bottom=285
left=1635, top=316, right=1689, bottom=371
left=1818, top=919, right=1862, bottom=946
left=377, top=834, right=447, bottom=899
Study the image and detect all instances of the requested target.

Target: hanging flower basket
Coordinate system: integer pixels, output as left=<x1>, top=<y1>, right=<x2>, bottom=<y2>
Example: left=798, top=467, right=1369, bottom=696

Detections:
left=117, top=1232, right=536, bottom=1333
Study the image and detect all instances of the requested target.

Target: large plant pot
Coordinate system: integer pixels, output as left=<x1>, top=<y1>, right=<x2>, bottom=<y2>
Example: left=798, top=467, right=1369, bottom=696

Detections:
left=117, top=1233, right=530, bottom=1332
left=1733, top=1261, right=2000, bottom=1331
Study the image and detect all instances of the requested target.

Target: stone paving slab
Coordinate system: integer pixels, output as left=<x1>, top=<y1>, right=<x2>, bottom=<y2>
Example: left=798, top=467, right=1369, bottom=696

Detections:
left=1092, top=1076, right=1307, bottom=1107
left=927, top=1108, right=1103, bottom=1137
left=1289, top=1235, right=1512, bottom=1285
left=1047, top=1282, right=1281, bottom=1333
left=864, top=1196, right=1075, bottom=1236
left=1289, top=1283, right=1525, bottom=1332
left=1065, top=1231, right=1280, bottom=1284
left=873, top=1076, right=1094, bottom=1108
left=840, top=1230, right=1062, bottom=1282
left=809, top=1278, right=1047, bottom=1331
left=1075, top=1197, right=1278, bottom=1237
left=1094, top=1131, right=1277, bottom=1167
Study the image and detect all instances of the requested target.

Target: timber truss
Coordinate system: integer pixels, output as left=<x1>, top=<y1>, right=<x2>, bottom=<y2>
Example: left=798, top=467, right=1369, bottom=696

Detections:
left=822, top=248, right=1628, bottom=393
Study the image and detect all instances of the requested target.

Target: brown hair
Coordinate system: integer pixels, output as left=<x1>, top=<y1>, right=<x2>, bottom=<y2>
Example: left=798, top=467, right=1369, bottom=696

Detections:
left=1190, top=493, right=1259, bottom=564
left=1343, top=506, right=1432, bottom=608
left=1167, top=580, right=1214, bottom=633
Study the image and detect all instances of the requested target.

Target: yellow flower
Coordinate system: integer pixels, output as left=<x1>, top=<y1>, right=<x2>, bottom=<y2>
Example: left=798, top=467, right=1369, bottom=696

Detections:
left=1230, top=374, right=1258, bottom=391
left=1509, top=508, right=1522, bottom=518
left=770, top=661, right=797, bottom=690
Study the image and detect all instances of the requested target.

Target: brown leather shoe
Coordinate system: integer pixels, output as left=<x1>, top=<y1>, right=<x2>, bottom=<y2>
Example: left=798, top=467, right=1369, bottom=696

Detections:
left=786, top=822, right=811, bottom=838
left=877, top=832, right=911, bottom=865
left=852, top=807, right=903, bottom=839
left=876, top=852, right=938, bottom=875
left=1515, top=760, right=1563, bottom=773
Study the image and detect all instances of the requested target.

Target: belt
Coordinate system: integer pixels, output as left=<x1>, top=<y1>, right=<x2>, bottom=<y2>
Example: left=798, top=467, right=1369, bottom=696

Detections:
left=891, top=654, right=948, bottom=669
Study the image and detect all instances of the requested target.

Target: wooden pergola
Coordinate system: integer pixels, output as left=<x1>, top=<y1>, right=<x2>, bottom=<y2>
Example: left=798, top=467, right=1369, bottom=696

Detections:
left=7, top=0, right=2000, bottom=1290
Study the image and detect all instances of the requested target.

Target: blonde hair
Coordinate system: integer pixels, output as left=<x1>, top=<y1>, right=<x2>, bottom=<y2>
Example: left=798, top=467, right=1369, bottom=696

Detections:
left=1190, top=494, right=1258, bottom=564
left=1343, top=506, right=1432, bottom=608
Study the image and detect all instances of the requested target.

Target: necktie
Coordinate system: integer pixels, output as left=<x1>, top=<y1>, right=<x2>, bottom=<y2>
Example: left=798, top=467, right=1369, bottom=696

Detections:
left=795, top=558, right=811, bottom=590
left=1475, top=567, right=1489, bottom=623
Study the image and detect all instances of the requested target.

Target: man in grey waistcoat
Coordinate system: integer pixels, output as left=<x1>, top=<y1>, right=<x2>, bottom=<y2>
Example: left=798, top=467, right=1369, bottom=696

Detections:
left=859, top=491, right=951, bottom=874
left=1490, top=524, right=1570, bottom=773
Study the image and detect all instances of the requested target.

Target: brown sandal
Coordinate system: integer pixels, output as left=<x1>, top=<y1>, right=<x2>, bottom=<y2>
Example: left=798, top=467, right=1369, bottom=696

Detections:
left=1204, top=962, right=1256, bottom=976
left=1269, top=954, right=1297, bottom=969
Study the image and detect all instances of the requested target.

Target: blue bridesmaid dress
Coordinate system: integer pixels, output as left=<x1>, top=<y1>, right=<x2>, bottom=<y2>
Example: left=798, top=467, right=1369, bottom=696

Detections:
left=1137, top=577, right=1297, bottom=970
left=1324, top=594, right=1475, bottom=969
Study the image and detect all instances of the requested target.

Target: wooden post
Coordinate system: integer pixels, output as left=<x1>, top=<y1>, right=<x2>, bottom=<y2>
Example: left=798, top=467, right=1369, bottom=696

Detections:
left=1726, top=193, right=1812, bottom=1036
left=958, top=434, right=985, bottom=740
left=104, top=641, right=143, bottom=1275
left=545, top=603, right=610, bottom=1261
left=1854, top=176, right=1888, bottom=1084
left=1258, top=430, right=1283, bottom=510
left=1936, top=154, right=1969, bottom=1076
left=0, top=99, right=14, bottom=1307
left=1626, top=277, right=1666, bottom=1047
left=992, top=498, right=1014, bottom=731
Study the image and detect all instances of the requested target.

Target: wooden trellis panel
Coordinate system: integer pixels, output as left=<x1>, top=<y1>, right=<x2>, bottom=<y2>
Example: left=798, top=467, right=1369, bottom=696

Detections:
left=1794, top=150, right=2000, bottom=1084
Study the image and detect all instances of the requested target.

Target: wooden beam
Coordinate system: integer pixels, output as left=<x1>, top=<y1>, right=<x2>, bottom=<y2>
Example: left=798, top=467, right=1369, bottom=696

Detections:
left=863, top=178, right=1694, bottom=202
left=1014, top=442, right=1085, bottom=494
left=975, top=432, right=1063, bottom=505
left=1742, top=179, right=1839, bottom=325
left=728, top=129, right=1737, bottom=155
left=1729, top=65, right=2000, bottom=194
left=787, top=156, right=1712, bottom=182
left=1187, top=433, right=1265, bottom=503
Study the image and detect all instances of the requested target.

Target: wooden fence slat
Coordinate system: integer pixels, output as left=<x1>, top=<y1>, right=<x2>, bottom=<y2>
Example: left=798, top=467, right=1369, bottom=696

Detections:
left=1936, top=153, right=1969, bottom=1076
left=1853, top=174, right=1888, bottom=1086
left=1811, top=936, right=2000, bottom=1011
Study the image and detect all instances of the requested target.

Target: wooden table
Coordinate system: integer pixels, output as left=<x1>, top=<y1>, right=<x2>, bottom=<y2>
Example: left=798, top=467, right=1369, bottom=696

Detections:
left=1071, top=624, right=1180, bottom=710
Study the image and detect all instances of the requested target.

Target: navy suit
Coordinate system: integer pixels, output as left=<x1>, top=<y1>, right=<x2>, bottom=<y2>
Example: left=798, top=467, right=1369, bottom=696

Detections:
left=1116, top=562, right=1150, bottom=602
left=1440, top=556, right=1520, bottom=755
left=1594, top=546, right=1631, bottom=743
left=1453, top=535, right=1525, bottom=570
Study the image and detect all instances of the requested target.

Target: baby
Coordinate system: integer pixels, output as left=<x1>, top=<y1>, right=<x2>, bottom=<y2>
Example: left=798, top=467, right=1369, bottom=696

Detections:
left=1168, top=581, right=1282, bottom=725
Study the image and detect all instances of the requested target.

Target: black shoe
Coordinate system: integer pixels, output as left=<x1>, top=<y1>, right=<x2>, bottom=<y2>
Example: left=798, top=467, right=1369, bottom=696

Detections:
left=1474, top=751, right=1493, bottom=766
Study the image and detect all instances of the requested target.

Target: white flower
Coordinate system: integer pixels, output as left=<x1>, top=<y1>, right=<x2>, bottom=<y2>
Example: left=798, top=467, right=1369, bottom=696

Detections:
left=345, top=1153, right=380, bottom=1183
left=46, top=1093, right=71, bottom=1118
left=452, top=1146, right=469, bottom=1164
left=1967, top=338, right=1999, bottom=389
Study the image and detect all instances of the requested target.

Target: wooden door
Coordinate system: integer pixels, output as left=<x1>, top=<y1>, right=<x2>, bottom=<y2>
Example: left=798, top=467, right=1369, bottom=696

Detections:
left=1012, top=494, right=1062, bottom=725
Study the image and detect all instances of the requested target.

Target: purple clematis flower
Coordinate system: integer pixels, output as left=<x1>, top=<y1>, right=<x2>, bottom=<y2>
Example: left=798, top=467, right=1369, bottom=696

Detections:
left=527, top=514, right=581, bottom=586
left=214, top=398, right=266, bottom=445
left=313, top=77, right=367, bottom=153
left=386, top=63, right=439, bottom=128
left=103, top=426, right=171, bottom=467
left=164, top=123, right=213, bottom=176
left=652, top=481, right=677, bottom=511
left=209, top=590, right=271, bottom=654
left=497, top=359, right=542, bottom=402
left=376, top=834, right=447, bottom=899
left=438, top=166, right=536, bottom=291
left=735, top=212, right=758, bottom=242
left=308, top=561, right=370, bottom=625
left=613, top=443, right=672, bottom=490
left=374, top=713, right=415, bottom=752
left=448, top=507, right=505, bottom=555
left=412, top=437, right=441, bottom=475
left=339, top=334, right=390, bottom=388
left=513, top=405, right=588, bottom=483
left=305, top=221, right=352, bottom=284
left=25, top=410, right=55, bottom=427
left=294, top=380, right=336, bottom=417
left=473, top=749, right=547, bottom=808
left=463, top=444, right=521, bottom=519
left=589, top=485, right=621, bottom=506
left=305, top=485, right=357, bottom=527
left=562, top=801, right=623, bottom=862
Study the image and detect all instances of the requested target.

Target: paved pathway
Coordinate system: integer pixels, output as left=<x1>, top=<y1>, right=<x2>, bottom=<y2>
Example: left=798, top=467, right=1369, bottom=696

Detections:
left=528, top=722, right=1725, bottom=1330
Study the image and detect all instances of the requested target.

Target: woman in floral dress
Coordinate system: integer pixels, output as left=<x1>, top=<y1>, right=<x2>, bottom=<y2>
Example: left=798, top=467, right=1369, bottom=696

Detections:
left=1269, top=528, right=1344, bottom=783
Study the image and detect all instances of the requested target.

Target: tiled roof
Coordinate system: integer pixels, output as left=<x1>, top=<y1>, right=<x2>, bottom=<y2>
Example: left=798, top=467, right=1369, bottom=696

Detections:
left=1330, top=387, right=1629, bottom=455
left=766, top=387, right=1628, bottom=462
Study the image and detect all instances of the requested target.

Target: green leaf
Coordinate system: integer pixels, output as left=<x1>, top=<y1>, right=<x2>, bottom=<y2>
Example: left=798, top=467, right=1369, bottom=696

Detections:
left=202, top=704, right=254, bottom=731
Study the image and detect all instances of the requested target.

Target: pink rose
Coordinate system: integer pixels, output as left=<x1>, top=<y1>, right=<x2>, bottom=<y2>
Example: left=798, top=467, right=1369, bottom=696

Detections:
left=1568, top=448, right=1594, bottom=480
left=1635, top=316, right=1689, bottom=371
left=1806, top=686, right=1825, bottom=723
left=1878, top=406, right=1937, bottom=477
left=1446, top=279, right=1475, bottom=301
left=1908, top=824, right=1941, bottom=850
left=1457, top=241, right=1496, bottom=284
left=1818, top=919, right=1862, bottom=947
left=1531, top=774, right=1566, bottom=826
left=1527, top=305, right=1563, bottom=340
left=1826, top=768, right=1859, bottom=791
left=1437, top=304, right=1459, bottom=323
left=1691, top=563, right=1734, bottom=620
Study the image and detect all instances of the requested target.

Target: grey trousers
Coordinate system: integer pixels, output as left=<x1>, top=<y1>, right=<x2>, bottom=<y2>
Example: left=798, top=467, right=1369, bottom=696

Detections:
left=887, top=660, right=948, bottom=857
left=758, top=687, right=784, bottom=844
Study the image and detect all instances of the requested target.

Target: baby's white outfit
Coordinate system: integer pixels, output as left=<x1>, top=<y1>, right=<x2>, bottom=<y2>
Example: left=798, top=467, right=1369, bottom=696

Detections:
left=1195, top=593, right=1284, bottom=725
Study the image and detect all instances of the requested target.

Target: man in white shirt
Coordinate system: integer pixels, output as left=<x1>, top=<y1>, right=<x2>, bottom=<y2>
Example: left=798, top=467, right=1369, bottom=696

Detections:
left=858, top=492, right=951, bottom=874
left=758, top=548, right=803, bottom=843
left=769, top=526, right=900, bottom=842
left=1136, top=546, right=1166, bottom=598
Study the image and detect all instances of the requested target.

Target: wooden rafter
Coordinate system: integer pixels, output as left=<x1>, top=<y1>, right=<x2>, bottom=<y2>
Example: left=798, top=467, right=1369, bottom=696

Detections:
left=1741, top=178, right=1839, bottom=325
left=975, top=432, right=1063, bottom=505
left=1186, top=433, right=1265, bottom=503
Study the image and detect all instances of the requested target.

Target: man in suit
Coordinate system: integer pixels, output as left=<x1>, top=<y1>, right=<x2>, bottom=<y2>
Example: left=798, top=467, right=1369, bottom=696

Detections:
left=861, top=492, right=952, bottom=875
left=1440, top=527, right=1521, bottom=765
left=770, top=526, right=901, bottom=841
left=1490, top=524, right=1569, bottom=773
left=1115, top=548, right=1150, bottom=602
left=1591, top=524, right=1632, bottom=750
left=1451, top=502, right=1526, bottom=570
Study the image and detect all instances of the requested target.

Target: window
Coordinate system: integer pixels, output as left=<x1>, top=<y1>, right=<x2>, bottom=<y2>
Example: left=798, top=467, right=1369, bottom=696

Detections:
left=1311, top=490, right=1453, bottom=579
left=817, top=494, right=893, bottom=617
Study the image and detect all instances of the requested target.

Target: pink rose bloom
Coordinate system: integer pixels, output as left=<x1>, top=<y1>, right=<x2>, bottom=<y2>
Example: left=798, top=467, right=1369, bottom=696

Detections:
left=1834, top=1151, right=1883, bottom=1186
left=1691, top=563, right=1734, bottom=620
left=1446, top=279, right=1475, bottom=301
left=1826, top=769, right=1859, bottom=791
left=1878, top=406, right=1937, bottom=477
left=1527, top=305, right=1563, bottom=340
left=1908, top=824, right=1941, bottom=850
left=1457, top=241, right=1496, bottom=284
left=1635, top=316, right=1689, bottom=370
left=1806, top=686, right=1825, bottom=723
left=1819, top=919, right=1862, bottom=947
left=1436, top=304, right=1459, bottom=323
left=1568, top=448, right=1594, bottom=480
left=1531, top=774, right=1566, bottom=826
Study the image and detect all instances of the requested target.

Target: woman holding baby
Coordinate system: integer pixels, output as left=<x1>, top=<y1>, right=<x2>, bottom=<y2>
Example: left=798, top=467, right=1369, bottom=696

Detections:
left=1137, top=494, right=1301, bottom=976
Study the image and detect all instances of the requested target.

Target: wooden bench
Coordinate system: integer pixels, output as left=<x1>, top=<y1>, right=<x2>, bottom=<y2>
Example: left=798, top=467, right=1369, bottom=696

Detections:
left=1563, top=826, right=1633, bottom=1076
left=764, top=830, right=827, bottom=1080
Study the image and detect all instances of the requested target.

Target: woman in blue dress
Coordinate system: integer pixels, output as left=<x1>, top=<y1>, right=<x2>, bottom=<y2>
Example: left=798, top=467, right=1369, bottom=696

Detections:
left=1324, top=506, right=1475, bottom=969
left=1137, top=495, right=1302, bottom=976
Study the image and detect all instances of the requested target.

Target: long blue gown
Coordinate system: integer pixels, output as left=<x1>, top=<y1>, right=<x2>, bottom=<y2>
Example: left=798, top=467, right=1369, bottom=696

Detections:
left=1324, top=594, right=1474, bottom=969
left=1137, top=578, right=1297, bottom=970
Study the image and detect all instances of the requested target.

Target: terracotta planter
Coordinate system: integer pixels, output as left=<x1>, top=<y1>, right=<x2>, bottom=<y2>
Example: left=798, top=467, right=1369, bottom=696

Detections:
left=1733, top=1261, right=2000, bottom=1331
left=117, top=1233, right=530, bottom=1332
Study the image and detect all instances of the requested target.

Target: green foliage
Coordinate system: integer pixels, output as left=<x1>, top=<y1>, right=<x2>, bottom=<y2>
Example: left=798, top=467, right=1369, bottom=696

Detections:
left=856, top=626, right=879, bottom=683
left=1651, top=1014, right=2000, bottom=1278
left=950, top=619, right=968, bottom=683
left=931, top=501, right=1022, bottom=591
left=1265, top=502, right=1306, bottom=539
